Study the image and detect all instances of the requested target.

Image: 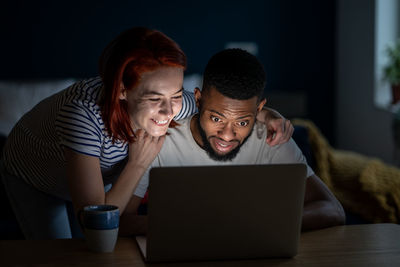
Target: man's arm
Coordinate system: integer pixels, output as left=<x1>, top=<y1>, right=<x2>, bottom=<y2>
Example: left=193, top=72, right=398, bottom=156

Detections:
left=302, top=174, right=346, bottom=231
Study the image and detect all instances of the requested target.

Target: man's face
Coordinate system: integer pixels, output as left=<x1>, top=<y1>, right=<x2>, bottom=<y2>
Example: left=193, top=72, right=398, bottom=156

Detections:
left=191, top=87, right=266, bottom=161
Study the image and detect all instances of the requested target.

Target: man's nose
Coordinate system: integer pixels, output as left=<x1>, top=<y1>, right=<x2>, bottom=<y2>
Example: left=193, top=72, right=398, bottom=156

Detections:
left=218, top=123, right=236, bottom=141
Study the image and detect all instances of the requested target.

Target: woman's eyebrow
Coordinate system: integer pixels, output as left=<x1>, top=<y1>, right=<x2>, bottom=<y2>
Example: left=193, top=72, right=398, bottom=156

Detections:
left=141, top=88, right=183, bottom=97
left=174, top=88, right=184, bottom=94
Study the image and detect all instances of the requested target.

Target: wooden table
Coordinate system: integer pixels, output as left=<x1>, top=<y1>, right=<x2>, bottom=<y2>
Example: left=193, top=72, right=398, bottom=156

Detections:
left=1, top=224, right=400, bottom=266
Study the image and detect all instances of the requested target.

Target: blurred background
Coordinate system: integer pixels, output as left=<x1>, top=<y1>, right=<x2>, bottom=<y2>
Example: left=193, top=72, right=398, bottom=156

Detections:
left=0, top=0, right=398, bottom=165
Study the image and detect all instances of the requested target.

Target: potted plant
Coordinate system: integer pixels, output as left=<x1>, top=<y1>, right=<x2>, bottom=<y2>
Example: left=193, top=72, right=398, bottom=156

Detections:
left=383, top=39, right=400, bottom=104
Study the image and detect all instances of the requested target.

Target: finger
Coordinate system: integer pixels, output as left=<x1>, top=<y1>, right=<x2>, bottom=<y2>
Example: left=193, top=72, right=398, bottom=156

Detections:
left=266, top=135, right=272, bottom=144
left=276, top=120, right=291, bottom=144
left=135, top=129, right=145, bottom=138
left=150, top=135, right=160, bottom=144
left=284, top=121, right=294, bottom=141
left=266, top=128, right=275, bottom=144
left=282, top=120, right=292, bottom=140
left=267, top=131, right=280, bottom=146
left=148, top=134, right=165, bottom=144
left=157, top=135, right=166, bottom=145
left=268, top=119, right=290, bottom=146
left=266, top=125, right=278, bottom=145
left=267, top=138, right=279, bottom=146
left=288, top=123, right=294, bottom=140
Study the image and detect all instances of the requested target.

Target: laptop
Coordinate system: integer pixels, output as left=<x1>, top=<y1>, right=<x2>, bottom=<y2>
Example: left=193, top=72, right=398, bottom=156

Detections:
left=136, top=163, right=307, bottom=262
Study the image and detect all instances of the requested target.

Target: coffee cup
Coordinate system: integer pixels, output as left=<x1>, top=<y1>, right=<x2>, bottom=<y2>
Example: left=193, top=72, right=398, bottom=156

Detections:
left=79, top=204, right=120, bottom=253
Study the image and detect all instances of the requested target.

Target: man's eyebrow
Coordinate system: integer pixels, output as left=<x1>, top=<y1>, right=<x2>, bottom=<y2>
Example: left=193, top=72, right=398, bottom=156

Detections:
left=209, top=110, right=226, bottom=118
left=141, top=88, right=183, bottom=97
left=208, top=109, right=253, bottom=120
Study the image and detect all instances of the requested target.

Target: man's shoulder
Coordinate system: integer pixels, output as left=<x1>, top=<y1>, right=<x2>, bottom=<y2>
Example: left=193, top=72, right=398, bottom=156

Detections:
left=168, top=116, right=192, bottom=136
left=156, top=115, right=206, bottom=165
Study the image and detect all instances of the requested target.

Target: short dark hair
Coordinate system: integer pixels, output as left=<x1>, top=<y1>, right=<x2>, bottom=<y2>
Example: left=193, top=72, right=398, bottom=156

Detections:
left=202, top=48, right=266, bottom=101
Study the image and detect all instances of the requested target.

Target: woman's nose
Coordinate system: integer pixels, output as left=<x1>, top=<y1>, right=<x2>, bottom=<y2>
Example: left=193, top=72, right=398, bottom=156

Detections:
left=159, top=99, right=173, bottom=117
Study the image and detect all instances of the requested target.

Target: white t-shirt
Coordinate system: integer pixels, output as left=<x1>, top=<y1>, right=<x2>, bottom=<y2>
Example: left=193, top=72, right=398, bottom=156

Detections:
left=135, top=115, right=314, bottom=197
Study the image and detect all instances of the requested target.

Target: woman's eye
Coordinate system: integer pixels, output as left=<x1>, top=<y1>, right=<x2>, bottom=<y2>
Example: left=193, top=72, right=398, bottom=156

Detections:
left=172, top=95, right=182, bottom=100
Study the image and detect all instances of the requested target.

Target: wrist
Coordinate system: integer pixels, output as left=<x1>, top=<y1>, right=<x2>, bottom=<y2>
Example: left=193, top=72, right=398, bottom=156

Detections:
left=125, top=160, right=148, bottom=174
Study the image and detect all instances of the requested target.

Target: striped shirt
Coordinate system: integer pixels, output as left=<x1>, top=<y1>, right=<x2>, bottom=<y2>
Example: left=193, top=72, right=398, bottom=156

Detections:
left=2, top=77, right=197, bottom=200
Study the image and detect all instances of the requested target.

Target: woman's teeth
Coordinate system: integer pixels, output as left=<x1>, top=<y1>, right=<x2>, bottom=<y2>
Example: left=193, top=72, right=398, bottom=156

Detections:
left=154, top=119, right=168, bottom=125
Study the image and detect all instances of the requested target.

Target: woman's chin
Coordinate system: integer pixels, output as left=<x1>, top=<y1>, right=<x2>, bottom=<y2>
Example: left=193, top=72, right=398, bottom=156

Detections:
left=147, top=128, right=168, bottom=137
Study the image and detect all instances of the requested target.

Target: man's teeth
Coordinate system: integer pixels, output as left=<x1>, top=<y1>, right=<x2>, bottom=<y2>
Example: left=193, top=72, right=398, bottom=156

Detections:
left=155, top=119, right=168, bottom=125
left=217, top=142, right=228, bottom=147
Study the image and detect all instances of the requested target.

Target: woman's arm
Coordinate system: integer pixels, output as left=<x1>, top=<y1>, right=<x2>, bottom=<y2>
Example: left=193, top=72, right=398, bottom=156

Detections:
left=173, top=90, right=197, bottom=120
left=256, top=107, right=294, bottom=146
left=65, top=130, right=165, bottom=221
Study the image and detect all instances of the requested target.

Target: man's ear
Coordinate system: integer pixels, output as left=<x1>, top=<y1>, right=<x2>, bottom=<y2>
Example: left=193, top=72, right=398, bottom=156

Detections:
left=257, top=98, right=267, bottom=112
left=194, top=87, right=202, bottom=108
left=119, top=83, right=127, bottom=101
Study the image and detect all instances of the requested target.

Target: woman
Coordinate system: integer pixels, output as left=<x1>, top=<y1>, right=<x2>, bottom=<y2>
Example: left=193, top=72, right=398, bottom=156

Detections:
left=0, top=27, right=292, bottom=239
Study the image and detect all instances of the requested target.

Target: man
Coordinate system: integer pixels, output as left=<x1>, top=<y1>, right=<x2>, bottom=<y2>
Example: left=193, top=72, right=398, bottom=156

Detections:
left=121, top=48, right=345, bottom=235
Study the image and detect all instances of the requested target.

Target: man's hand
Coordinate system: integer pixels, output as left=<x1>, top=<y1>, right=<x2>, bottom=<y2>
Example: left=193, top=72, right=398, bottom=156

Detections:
left=256, top=107, right=294, bottom=146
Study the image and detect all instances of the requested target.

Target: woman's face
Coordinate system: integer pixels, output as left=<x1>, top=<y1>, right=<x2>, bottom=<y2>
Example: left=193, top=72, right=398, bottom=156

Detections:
left=121, top=66, right=184, bottom=137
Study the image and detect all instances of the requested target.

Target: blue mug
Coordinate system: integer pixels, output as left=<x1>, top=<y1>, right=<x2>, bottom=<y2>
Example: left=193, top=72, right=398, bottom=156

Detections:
left=80, top=205, right=120, bottom=230
left=79, top=205, right=120, bottom=253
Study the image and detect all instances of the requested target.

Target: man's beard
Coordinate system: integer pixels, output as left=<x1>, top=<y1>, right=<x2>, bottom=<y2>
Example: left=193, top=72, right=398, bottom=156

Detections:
left=196, top=116, right=253, bottom=161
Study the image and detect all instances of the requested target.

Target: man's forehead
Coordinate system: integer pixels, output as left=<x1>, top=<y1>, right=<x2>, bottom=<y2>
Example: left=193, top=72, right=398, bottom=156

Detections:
left=202, top=99, right=258, bottom=119
left=201, top=88, right=259, bottom=115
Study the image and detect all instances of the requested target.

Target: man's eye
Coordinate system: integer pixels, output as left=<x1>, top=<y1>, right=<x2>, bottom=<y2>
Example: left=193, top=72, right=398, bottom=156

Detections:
left=149, top=98, right=160, bottom=102
left=211, top=116, right=220, bottom=122
left=238, top=121, right=249, bottom=127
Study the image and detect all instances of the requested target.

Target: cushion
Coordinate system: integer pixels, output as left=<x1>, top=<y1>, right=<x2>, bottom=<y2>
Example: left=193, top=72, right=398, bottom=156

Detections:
left=292, top=125, right=316, bottom=170
left=0, top=79, right=76, bottom=136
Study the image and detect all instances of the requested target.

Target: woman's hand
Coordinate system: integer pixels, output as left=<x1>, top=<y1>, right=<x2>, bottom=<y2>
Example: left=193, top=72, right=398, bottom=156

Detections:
left=256, top=107, right=294, bottom=146
left=127, top=129, right=165, bottom=170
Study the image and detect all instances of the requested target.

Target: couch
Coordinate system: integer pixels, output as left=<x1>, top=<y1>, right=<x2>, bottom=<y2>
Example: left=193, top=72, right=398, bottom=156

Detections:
left=1, top=77, right=398, bottom=239
left=0, top=79, right=77, bottom=239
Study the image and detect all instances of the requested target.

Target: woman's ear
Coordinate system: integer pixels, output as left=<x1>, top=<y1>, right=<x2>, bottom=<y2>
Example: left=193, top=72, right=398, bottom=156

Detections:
left=119, top=83, right=127, bottom=101
left=194, top=87, right=202, bottom=108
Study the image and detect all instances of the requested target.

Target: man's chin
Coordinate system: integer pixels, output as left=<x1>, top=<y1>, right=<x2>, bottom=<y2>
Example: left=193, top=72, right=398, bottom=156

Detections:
left=205, top=146, right=241, bottom=162
left=212, top=147, right=235, bottom=157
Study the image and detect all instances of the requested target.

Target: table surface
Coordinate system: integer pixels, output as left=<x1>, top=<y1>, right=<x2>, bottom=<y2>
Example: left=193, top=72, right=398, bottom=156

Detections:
left=1, top=223, right=400, bottom=266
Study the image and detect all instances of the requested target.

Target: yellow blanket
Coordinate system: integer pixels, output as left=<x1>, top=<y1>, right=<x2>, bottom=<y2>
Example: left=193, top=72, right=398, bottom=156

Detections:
left=293, top=119, right=400, bottom=223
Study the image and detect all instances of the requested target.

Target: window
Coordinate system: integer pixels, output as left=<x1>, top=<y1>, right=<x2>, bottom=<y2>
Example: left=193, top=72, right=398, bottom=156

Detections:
left=374, top=0, right=400, bottom=112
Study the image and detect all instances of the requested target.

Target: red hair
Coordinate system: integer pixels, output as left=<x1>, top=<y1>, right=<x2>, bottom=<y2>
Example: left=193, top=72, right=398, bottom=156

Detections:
left=99, top=27, right=186, bottom=143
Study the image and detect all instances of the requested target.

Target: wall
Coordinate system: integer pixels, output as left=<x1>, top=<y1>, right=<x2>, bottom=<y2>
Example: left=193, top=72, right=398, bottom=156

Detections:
left=336, top=0, right=395, bottom=164
left=0, top=0, right=336, bottom=142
